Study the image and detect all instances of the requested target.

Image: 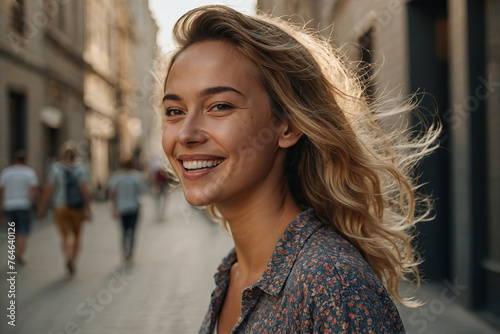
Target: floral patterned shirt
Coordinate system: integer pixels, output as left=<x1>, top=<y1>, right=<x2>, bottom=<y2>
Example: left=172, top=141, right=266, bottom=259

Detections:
left=199, top=209, right=405, bottom=334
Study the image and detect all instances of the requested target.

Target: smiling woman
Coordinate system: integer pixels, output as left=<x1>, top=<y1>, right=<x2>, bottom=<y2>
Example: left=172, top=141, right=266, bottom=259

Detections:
left=161, top=5, right=439, bottom=334
left=163, top=40, right=297, bottom=208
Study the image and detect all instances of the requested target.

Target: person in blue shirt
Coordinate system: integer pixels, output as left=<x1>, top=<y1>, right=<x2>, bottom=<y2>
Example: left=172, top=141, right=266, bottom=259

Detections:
left=109, top=160, right=146, bottom=263
left=161, top=5, right=439, bottom=333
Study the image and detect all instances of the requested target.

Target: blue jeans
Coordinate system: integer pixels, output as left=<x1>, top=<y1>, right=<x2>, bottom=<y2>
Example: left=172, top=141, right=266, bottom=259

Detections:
left=121, top=210, right=139, bottom=258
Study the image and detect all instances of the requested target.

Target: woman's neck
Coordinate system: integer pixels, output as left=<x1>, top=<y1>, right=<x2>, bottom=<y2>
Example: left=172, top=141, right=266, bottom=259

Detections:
left=217, top=184, right=301, bottom=286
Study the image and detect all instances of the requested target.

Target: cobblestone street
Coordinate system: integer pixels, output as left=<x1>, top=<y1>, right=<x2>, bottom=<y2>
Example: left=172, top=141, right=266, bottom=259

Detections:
left=0, top=188, right=233, bottom=334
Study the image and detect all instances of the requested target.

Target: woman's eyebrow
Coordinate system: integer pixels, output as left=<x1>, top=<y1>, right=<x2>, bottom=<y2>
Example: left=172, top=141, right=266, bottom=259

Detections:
left=163, top=86, right=245, bottom=102
left=198, top=86, right=245, bottom=98
left=163, top=93, right=182, bottom=102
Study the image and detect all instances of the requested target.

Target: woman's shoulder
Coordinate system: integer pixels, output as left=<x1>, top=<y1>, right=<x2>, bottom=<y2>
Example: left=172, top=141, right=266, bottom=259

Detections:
left=288, top=224, right=391, bottom=303
left=283, top=225, right=403, bottom=330
left=283, top=210, right=375, bottom=286
left=310, top=227, right=372, bottom=274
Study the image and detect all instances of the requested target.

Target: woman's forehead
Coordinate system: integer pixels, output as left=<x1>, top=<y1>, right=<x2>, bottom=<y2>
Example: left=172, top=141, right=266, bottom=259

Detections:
left=172, top=41, right=250, bottom=71
left=165, top=41, right=262, bottom=93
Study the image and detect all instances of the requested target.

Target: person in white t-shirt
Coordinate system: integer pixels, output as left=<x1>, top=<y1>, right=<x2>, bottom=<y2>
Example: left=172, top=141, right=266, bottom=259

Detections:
left=0, top=150, right=40, bottom=264
left=109, top=160, right=146, bottom=262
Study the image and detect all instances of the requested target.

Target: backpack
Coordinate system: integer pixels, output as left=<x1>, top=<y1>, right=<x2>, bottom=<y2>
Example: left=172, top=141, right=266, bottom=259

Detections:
left=64, top=166, right=85, bottom=209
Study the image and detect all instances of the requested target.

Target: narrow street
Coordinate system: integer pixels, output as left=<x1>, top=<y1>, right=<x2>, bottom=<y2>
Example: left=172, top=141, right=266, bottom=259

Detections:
left=0, top=188, right=497, bottom=334
left=0, top=188, right=234, bottom=334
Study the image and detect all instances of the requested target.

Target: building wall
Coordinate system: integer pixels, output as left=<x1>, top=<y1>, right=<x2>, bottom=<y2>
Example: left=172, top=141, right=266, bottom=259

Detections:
left=1, top=0, right=158, bottom=189
left=84, top=0, right=119, bottom=188
left=83, top=0, right=158, bottom=188
left=125, top=0, right=159, bottom=169
left=448, top=0, right=499, bottom=314
left=330, top=0, right=410, bottom=101
left=259, top=0, right=410, bottom=104
left=448, top=0, right=474, bottom=306
left=0, top=0, right=86, bottom=181
left=485, top=0, right=500, bottom=270
left=483, top=0, right=500, bottom=317
left=259, top=0, right=338, bottom=33
left=0, top=57, right=46, bottom=174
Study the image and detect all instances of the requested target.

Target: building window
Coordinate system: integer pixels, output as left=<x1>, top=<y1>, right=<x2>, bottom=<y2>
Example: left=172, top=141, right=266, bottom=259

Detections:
left=8, top=91, right=27, bottom=159
left=11, top=0, right=25, bottom=34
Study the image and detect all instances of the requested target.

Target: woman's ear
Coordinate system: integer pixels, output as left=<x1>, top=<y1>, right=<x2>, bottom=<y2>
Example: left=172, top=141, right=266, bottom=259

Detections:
left=278, top=124, right=303, bottom=148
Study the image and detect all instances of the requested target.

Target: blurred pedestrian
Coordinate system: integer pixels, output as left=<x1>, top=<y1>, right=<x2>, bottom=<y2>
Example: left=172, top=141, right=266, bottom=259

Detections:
left=162, top=6, right=440, bottom=333
left=153, top=167, right=169, bottom=220
left=109, top=160, right=146, bottom=262
left=0, top=150, right=39, bottom=265
left=38, top=141, right=92, bottom=276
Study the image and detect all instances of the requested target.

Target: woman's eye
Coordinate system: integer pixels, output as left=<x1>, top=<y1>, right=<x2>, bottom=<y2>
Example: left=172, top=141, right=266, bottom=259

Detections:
left=211, top=103, right=232, bottom=112
left=165, top=109, right=184, bottom=117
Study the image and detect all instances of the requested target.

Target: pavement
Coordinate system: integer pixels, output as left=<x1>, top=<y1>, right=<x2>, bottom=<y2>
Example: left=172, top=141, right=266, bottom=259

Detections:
left=397, top=282, right=499, bottom=334
left=0, top=187, right=498, bottom=334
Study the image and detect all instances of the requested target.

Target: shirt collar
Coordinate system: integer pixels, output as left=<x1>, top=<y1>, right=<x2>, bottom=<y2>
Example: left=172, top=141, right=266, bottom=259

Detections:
left=256, top=208, right=322, bottom=295
left=214, top=247, right=237, bottom=286
left=213, top=209, right=322, bottom=295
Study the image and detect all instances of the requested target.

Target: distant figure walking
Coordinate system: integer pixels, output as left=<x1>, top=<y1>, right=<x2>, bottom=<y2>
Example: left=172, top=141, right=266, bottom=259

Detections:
left=0, top=150, right=39, bottom=265
left=153, top=167, right=169, bottom=220
left=109, top=160, right=146, bottom=262
left=39, top=141, right=92, bottom=276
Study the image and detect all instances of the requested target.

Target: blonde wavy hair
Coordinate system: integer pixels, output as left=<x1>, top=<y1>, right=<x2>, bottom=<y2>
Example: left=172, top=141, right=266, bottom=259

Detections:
left=164, top=5, right=440, bottom=306
left=58, top=140, right=78, bottom=164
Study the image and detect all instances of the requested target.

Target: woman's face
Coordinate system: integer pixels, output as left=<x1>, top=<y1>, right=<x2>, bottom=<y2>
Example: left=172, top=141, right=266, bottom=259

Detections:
left=162, top=41, right=288, bottom=207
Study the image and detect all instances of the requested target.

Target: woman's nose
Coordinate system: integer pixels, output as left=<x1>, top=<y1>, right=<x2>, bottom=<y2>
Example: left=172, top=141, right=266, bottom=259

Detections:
left=176, top=111, right=207, bottom=146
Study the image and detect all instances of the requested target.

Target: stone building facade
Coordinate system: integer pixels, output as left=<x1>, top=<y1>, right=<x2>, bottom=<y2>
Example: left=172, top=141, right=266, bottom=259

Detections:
left=259, top=0, right=500, bottom=324
left=84, top=0, right=158, bottom=190
left=0, top=0, right=86, bottom=179
left=0, top=0, right=158, bottom=191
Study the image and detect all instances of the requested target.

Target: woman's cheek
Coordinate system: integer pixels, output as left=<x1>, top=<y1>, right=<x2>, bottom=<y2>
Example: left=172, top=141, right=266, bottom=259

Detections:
left=161, top=126, right=174, bottom=154
left=162, top=128, right=178, bottom=170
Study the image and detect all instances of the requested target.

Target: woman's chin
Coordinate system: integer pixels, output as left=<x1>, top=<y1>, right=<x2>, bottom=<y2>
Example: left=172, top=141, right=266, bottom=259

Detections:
left=180, top=180, right=227, bottom=206
left=182, top=189, right=216, bottom=207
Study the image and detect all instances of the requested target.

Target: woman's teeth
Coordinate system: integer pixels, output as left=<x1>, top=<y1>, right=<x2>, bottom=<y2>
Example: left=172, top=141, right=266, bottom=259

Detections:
left=183, top=159, right=224, bottom=171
